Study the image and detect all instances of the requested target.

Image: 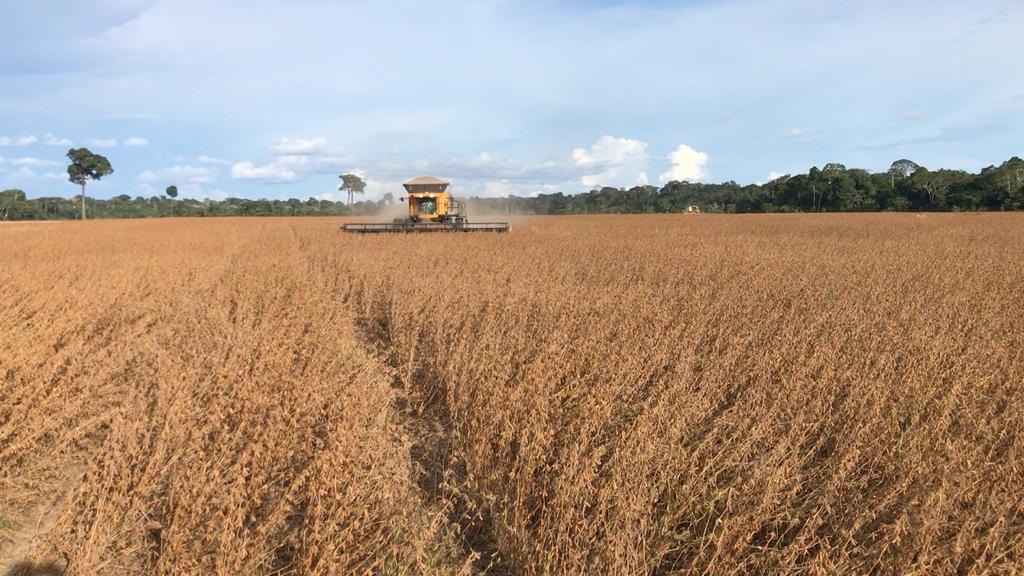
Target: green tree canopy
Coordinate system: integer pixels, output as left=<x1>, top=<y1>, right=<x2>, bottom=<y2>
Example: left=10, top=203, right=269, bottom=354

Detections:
left=4, top=156, right=1024, bottom=221
left=67, top=148, right=113, bottom=220
left=889, top=159, right=921, bottom=178
left=0, top=189, right=36, bottom=220
left=338, top=173, right=366, bottom=206
left=166, top=185, right=179, bottom=199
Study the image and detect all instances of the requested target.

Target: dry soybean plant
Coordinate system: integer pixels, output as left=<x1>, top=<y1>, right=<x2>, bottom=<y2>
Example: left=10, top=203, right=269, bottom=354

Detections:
left=1, top=213, right=1022, bottom=575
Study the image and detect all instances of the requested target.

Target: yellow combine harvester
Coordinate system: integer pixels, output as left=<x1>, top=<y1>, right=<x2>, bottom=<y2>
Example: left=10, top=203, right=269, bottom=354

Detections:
left=342, top=176, right=509, bottom=233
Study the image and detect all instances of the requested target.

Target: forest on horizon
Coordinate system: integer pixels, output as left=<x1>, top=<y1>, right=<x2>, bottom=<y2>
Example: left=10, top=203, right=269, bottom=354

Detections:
left=2, top=156, right=1022, bottom=220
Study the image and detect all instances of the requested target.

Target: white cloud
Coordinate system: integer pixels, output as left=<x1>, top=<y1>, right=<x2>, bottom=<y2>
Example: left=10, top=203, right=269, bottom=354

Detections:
left=231, top=161, right=298, bottom=182
left=198, top=155, right=232, bottom=165
left=0, top=156, right=59, bottom=167
left=229, top=139, right=348, bottom=185
left=270, top=137, right=329, bottom=155
left=44, top=134, right=74, bottom=146
left=0, top=135, right=38, bottom=147
left=757, top=171, right=790, bottom=185
left=85, top=138, right=118, bottom=148
left=390, top=152, right=565, bottom=182
left=659, top=144, right=709, bottom=183
left=228, top=137, right=350, bottom=185
left=476, top=179, right=561, bottom=198
left=483, top=180, right=515, bottom=197
left=138, top=165, right=216, bottom=184
left=572, top=135, right=647, bottom=166
left=124, top=137, right=149, bottom=147
left=272, top=153, right=349, bottom=173
left=785, top=128, right=804, bottom=139
left=572, top=135, right=649, bottom=188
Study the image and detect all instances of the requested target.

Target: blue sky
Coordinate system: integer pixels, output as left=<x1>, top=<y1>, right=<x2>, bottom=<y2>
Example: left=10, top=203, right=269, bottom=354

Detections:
left=1, top=0, right=1021, bottom=201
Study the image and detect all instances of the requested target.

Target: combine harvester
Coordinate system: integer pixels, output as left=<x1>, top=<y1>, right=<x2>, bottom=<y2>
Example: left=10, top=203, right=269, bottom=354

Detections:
left=342, top=176, right=509, bottom=234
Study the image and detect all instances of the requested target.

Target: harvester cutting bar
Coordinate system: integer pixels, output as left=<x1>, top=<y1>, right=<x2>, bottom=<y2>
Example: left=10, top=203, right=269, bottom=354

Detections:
left=342, top=222, right=509, bottom=233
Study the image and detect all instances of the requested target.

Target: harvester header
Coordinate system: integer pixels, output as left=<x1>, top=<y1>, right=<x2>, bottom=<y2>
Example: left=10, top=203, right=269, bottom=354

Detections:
left=342, top=176, right=509, bottom=234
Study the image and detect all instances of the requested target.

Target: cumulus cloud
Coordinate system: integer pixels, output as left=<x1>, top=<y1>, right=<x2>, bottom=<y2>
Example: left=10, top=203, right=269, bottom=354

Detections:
left=124, top=137, right=149, bottom=147
left=231, top=161, right=298, bottom=182
left=138, top=165, right=216, bottom=184
left=86, top=138, right=118, bottom=148
left=0, top=135, right=38, bottom=147
left=228, top=137, right=351, bottom=185
left=659, top=144, right=709, bottom=183
left=572, top=135, right=649, bottom=187
left=572, top=135, right=647, bottom=166
left=44, top=134, right=73, bottom=146
left=785, top=128, right=804, bottom=139
left=270, top=137, right=329, bottom=155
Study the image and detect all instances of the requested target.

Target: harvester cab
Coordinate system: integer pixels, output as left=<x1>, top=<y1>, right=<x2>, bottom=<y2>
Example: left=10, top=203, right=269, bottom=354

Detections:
left=402, top=176, right=465, bottom=224
left=342, top=176, right=509, bottom=234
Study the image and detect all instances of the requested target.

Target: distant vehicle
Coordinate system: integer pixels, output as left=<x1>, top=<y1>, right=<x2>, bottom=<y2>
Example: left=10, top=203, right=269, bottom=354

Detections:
left=342, top=176, right=509, bottom=234
left=685, top=205, right=701, bottom=214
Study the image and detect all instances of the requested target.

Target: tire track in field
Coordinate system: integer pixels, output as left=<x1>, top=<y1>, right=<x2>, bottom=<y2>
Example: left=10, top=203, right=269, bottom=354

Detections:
left=305, top=229, right=506, bottom=575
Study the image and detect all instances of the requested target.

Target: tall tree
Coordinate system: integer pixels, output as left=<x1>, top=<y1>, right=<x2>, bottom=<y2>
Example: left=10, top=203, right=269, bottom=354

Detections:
left=166, top=185, right=179, bottom=199
left=67, top=148, right=113, bottom=220
left=888, top=159, right=921, bottom=192
left=338, top=173, right=366, bottom=207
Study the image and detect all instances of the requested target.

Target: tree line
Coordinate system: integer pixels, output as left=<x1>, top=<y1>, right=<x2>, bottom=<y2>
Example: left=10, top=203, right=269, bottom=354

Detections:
left=1, top=155, right=1022, bottom=221
left=469, top=157, right=1024, bottom=215
left=0, top=190, right=389, bottom=220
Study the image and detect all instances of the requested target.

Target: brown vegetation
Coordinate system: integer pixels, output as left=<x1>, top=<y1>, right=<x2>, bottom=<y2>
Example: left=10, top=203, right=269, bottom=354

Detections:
left=1, top=214, right=1022, bottom=574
